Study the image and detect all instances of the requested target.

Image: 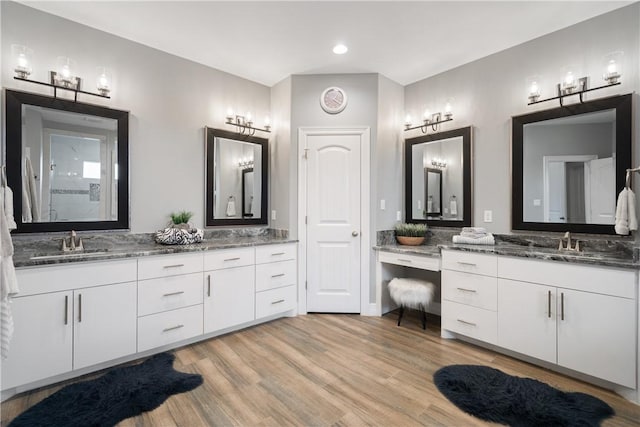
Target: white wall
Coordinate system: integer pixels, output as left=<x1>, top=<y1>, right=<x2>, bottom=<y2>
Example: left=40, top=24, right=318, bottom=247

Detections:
left=1, top=1, right=271, bottom=232
left=405, top=3, right=640, bottom=233
left=269, top=76, right=292, bottom=231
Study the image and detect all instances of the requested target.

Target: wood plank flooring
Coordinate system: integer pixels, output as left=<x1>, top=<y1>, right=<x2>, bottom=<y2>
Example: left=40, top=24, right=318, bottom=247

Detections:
left=2, top=312, right=639, bottom=426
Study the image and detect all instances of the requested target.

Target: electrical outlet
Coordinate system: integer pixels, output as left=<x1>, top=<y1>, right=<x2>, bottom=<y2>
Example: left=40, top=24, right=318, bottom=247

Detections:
left=533, top=199, right=541, bottom=206
left=484, top=210, right=493, bottom=223
left=396, top=211, right=401, bottom=221
left=271, top=210, right=276, bottom=220
left=418, top=200, right=422, bottom=209
left=380, top=199, right=386, bottom=210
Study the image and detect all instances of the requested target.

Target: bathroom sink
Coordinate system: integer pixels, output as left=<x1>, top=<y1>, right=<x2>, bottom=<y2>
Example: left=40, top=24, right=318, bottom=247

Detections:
left=30, top=249, right=110, bottom=260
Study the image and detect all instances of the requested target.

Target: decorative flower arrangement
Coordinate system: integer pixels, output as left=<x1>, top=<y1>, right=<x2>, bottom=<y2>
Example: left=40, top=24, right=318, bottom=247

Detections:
left=155, top=211, right=204, bottom=245
left=394, top=223, right=427, bottom=246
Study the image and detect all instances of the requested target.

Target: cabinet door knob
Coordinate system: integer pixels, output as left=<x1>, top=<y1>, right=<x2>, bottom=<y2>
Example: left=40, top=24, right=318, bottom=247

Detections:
left=352, top=231, right=359, bottom=237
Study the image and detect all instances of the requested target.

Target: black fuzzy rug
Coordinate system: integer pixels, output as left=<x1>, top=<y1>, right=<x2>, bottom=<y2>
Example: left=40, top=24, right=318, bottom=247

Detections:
left=434, top=365, right=614, bottom=427
left=9, top=353, right=203, bottom=427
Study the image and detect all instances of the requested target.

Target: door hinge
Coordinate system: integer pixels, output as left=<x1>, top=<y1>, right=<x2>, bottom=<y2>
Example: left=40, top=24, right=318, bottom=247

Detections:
left=305, top=281, right=308, bottom=290
left=303, top=148, right=309, bottom=159
left=305, top=215, right=308, bottom=225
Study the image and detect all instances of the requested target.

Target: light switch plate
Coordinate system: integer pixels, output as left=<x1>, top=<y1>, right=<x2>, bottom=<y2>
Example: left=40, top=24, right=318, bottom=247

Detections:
left=533, top=199, right=541, bottom=206
left=380, top=199, right=386, bottom=210
left=396, top=211, right=401, bottom=221
left=484, top=210, right=493, bottom=223
left=271, top=210, right=276, bottom=220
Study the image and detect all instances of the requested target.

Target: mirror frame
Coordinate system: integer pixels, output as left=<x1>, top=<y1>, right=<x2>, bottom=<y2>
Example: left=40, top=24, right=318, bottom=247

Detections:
left=205, top=127, right=268, bottom=226
left=5, top=89, right=129, bottom=233
left=512, top=93, right=632, bottom=234
left=405, top=126, right=472, bottom=227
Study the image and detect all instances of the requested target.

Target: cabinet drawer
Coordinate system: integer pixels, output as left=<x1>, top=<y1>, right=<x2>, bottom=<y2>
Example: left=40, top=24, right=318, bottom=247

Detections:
left=442, top=250, right=497, bottom=277
left=256, top=285, right=297, bottom=319
left=255, top=243, right=296, bottom=264
left=137, top=305, right=203, bottom=352
left=138, top=253, right=203, bottom=280
left=442, top=300, right=497, bottom=344
left=138, top=273, right=203, bottom=316
left=378, top=251, right=441, bottom=271
left=442, top=270, right=497, bottom=311
left=256, top=260, right=297, bottom=292
left=16, top=259, right=137, bottom=296
left=204, top=247, right=255, bottom=271
left=498, top=256, right=636, bottom=299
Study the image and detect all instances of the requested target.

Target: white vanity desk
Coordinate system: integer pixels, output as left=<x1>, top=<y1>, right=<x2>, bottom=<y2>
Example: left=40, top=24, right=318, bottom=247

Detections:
left=374, top=245, right=441, bottom=317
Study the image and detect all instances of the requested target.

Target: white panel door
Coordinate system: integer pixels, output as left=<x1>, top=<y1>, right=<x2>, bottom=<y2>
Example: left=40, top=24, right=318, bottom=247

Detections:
left=73, top=282, right=137, bottom=370
left=497, top=279, right=556, bottom=364
left=1, top=291, right=73, bottom=389
left=306, top=133, right=361, bottom=313
left=545, top=161, right=567, bottom=222
left=557, top=288, right=636, bottom=388
left=587, top=157, right=615, bottom=224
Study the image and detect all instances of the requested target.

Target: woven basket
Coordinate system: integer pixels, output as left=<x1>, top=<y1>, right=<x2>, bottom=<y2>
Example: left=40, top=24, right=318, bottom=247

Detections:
left=396, top=236, right=425, bottom=246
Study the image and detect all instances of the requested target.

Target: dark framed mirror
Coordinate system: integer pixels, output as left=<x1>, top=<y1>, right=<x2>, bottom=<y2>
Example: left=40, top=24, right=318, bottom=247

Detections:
left=405, top=126, right=472, bottom=227
left=205, top=127, right=268, bottom=226
left=425, top=168, right=442, bottom=216
left=512, top=94, right=632, bottom=234
left=5, top=89, right=129, bottom=233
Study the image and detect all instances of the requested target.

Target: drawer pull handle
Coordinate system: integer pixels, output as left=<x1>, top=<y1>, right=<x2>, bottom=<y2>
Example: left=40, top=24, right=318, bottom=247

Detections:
left=271, top=252, right=285, bottom=256
left=398, top=258, right=412, bottom=263
left=163, top=324, right=185, bottom=332
left=78, top=294, right=82, bottom=323
left=271, top=299, right=285, bottom=305
left=547, top=290, right=551, bottom=318
left=456, top=287, right=477, bottom=293
left=457, top=261, right=477, bottom=266
left=207, top=275, right=211, bottom=297
left=163, top=291, right=185, bottom=297
left=456, top=319, right=476, bottom=326
left=163, top=264, right=185, bottom=269
left=224, top=257, right=241, bottom=262
left=561, top=292, right=565, bottom=321
left=271, top=273, right=286, bottom=278
left=64, top=295, right=69, bottom=325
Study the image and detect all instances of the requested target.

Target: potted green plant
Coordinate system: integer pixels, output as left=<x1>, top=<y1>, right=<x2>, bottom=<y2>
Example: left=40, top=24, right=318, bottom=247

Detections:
left=394, top=223, right=427, bottom=246
left=169, top=210, right=194, bottom=229
left=155, top=211, right=204, bottom=245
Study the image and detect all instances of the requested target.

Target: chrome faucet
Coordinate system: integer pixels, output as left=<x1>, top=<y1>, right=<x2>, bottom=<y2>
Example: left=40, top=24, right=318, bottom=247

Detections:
left=62, top=230, right=84, bottom=252
left=558, top=231, right=580, bottom=252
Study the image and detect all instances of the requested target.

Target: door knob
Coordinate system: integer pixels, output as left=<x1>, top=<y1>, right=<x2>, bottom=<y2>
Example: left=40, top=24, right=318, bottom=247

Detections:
left=352, top=231, right=359, bottom=237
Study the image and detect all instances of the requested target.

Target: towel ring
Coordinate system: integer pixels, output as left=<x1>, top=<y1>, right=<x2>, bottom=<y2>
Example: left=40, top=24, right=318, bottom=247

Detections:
left=626, top=170, right=631, bottom=189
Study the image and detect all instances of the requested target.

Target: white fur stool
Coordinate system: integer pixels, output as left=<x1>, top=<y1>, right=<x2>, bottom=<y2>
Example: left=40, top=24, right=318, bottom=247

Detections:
left=388, top=278, right=435, bottom=329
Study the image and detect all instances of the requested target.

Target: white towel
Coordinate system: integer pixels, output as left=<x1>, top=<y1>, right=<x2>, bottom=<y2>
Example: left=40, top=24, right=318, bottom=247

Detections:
left=615, top=188, right=637, bottom=235
left=21, top=178, right=32, bottom=223
left=226, top=198, right=236, bottom=217
left=24, top=157, right=40, bottom=222
left=4, top=186, right=16, bottom=230
left=453, top=234, right=495, bottom=245
left=0, top=184, right=19, bottom=359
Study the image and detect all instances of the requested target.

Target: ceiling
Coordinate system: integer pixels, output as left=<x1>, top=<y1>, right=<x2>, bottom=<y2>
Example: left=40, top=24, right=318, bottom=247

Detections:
left=19, top=1, right=632, bottom=87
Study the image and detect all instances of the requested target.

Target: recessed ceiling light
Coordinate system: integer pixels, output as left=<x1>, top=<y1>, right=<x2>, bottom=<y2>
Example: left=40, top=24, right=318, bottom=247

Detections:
left=333, top=44, right=348, bottom=55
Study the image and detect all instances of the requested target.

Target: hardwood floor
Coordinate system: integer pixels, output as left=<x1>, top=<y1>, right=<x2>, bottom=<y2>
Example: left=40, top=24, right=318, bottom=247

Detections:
left=2, top=312, right=639, bottom=426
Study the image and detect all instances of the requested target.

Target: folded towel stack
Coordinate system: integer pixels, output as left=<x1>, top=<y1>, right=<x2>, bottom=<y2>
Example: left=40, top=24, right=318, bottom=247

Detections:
left=452, top=227, right=495, bottom=245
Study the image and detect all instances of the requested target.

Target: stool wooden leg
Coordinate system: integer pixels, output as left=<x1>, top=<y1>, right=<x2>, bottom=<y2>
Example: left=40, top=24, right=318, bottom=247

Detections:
left=419, top=304, right=426, bottom=330
left=397, top=306, right=404, bottom=326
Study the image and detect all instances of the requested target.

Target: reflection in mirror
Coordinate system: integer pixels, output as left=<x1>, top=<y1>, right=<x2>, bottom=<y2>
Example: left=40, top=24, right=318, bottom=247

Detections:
left=405, top=126, right=472, bottom=227
left=512, top=94, right=631, bottom=234
left=205, top=128, right=268, bottom=226
left=5, top=90, right=129, bottom=233
left=425, top=168, right=442, bottom=216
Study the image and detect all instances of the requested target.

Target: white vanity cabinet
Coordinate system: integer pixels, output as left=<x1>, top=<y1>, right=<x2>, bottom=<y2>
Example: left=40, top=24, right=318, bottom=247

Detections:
left=441, top=250, right=498, bottom=344
left=136, top=253, right=204, bottom=352
left=1, top=259, right=137, bottom=389
left=255, top=244, right=297, bottom=319
left=497, top=256, right=636, bottom=388
left=203, top=247, right=256, bottom=333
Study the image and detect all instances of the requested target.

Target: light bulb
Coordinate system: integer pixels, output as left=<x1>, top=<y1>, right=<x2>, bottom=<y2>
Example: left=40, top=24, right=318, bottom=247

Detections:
left=17, top=54, right=28, bottom=68
left=246, top=111, right=252, bottom=122
left=423, top=110, right=431, bottom=122
left=564, top=72, right=574, bottom=85
left=405, top=115, right=412, bottom=125
left=12, top=45, right=33, bottom=78
left=61, top=65, right=71, bottom=79
left=96, top=67, right=111, bottom=95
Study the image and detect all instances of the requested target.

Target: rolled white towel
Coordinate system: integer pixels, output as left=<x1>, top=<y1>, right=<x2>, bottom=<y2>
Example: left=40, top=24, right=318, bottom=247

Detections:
left=615, top=188, right=630, bottom=235
left=453, top=234, right=495, bottom=245
left=3, top=187, right=16, bottom=231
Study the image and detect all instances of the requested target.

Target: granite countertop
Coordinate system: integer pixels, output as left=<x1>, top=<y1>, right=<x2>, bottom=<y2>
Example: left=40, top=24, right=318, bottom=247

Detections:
left=375, top=242, right=639, bottom=270
left=13, top=236, right=297, bottom=268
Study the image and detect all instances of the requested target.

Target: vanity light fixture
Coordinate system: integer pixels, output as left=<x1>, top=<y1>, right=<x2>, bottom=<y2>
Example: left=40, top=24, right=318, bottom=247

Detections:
left=404, top=104, right=453, bottom=133
left=431, top=158, right=447, bottom=168
left=11, top=48, right=111, bottom=101
left=333, top=44, right=348, bottom=55
left=225, top=110, right=271, bottom=135
left=527, top=54, right=623, bottom=107
left=239, top=158, right=254, bottom=169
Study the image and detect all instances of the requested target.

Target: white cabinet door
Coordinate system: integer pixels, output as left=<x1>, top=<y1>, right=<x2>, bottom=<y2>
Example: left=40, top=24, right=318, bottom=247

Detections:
left=557, top=288, right=636, bottom=388
left=204, top=266, right=255, bottom=333
left=1, top=291, right=73, bottom=389
left=497, top=279, right=556, bottom=364
left=73, top=282, right=137, bottom=370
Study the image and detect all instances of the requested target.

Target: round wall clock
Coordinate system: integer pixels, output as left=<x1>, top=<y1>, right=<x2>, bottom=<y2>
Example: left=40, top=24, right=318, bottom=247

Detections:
left=320, top=86, right=348, bottom=114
